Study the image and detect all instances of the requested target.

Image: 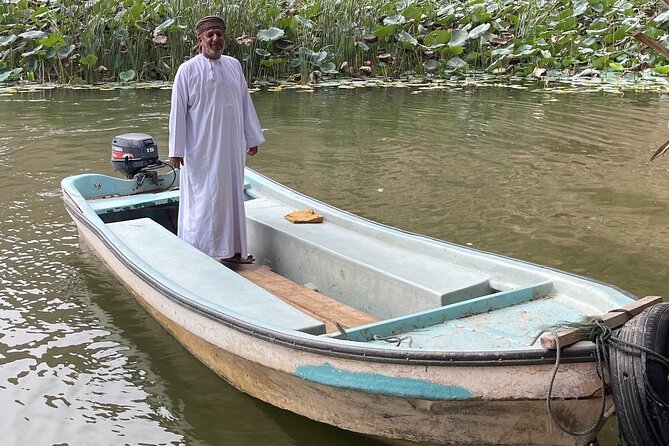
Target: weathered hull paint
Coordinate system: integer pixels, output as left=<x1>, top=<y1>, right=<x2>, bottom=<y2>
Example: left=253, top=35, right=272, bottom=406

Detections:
left=64, top=197, right=611, bottom=446
left=295, top=363, right=473, bottom=400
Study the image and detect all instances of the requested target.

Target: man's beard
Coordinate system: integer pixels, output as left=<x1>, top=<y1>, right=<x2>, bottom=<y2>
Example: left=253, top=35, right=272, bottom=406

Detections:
left=202, top=43, right=223, bottom=58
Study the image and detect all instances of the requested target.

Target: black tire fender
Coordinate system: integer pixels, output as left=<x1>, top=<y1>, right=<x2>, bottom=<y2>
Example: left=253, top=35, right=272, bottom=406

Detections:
left=609, top=302, right=669, bottom=446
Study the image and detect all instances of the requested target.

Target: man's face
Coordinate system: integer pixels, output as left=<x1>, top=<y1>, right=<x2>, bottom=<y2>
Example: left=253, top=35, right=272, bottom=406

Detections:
left=199, top=29, right=225, bottom=59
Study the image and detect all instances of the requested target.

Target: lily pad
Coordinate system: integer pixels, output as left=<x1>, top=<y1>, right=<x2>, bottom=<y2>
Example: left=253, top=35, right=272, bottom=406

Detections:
left=449, top=29, right=468, bottom=47
left=436, top=5, right=455, bottom=17
left=582, top=36, right=598, bottom=47
left=57, top=44, right=75, bottom=58
left=25, top=57, right=38, bottom=72
left=469, top=23, right=490, bottom=40
left=573, top=0, right=589, bottom=17
left=397, top=31, right=418, bottom=47
left=21, top=45, right=44, bottom=57
left=356, top=41, right=370, bottom=51
left=402, top=5, right=424, bottom=22
left=491, top=43, right=513, bottom=57
left=383, top=13, right=406, bottom=26
left=397, top=0, right=416, bottom=10
left=18, top=31, right=47, bottom=40
left=424, top=30, right=450, bottom=46
left=375, top=24, right=397, bottom=40
left=0, top=35, right=17, bottom=46
left=119, top=69, right=136, bottom=82
left=654, top=10, right=669, bottom=25
left=295, top=15, right=313, bottom=29
left=0, top=68, right=22, bottom=82
left=257, top=27, right=285, bottom=42
left=319, top=62, right=337, bottom=74
left=424, top=59, right=440, bottom=72
left=313, top=51, right=328, bottom=63
left=80, top=54, right=98, bottom=66
left=516, top=44, right=536, bottom=56
left=446, top=57, right=467, bottom=70
left=154, top=18, right=175, bottom=36
left=273, top=39, right=295, bottom=51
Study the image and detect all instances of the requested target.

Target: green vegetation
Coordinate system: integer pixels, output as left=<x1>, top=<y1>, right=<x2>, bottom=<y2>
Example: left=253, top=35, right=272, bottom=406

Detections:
left=1, top=0, right=669, bottom=85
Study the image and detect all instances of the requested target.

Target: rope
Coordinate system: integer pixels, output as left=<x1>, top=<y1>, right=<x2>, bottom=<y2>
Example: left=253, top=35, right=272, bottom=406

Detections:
left=133, top=161, right=177, bottom=190
left=546, top=324, right=608, bottom=437
left=334, top=322, right=413, bottom=347
left=372, top=334, right=413, bottom=347
left=544, top=318, right=669, bottom=437
left=159, top=161, right=177, bottom=191
left=608, top=308, right=635, bottom=321
left=607, top=336, right=669, bottom=370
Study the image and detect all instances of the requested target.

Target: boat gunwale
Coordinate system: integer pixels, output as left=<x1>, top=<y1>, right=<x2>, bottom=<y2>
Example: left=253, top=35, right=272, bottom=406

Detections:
left=62, top=186, right=603, bottom=367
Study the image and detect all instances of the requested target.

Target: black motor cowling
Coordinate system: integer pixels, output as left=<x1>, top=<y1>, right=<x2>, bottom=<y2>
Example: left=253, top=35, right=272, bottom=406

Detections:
left=111, top=133, right=159, bottom=178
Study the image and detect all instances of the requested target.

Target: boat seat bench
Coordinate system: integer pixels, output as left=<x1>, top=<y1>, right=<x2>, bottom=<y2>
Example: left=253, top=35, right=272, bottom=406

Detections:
left=107, top=218, right=327, bottom=335
left=245, top=197, right=497, bottom=320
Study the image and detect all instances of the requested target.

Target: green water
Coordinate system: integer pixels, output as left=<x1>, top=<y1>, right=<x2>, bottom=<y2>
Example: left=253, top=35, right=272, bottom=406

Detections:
left=1, top=86, right=668, bottom=445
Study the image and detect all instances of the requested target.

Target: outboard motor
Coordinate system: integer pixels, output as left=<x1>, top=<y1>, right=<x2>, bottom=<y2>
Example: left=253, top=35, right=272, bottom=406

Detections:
left=111, top=133, right=160, bottom=178
left=110, top=132, right=176, bottom=188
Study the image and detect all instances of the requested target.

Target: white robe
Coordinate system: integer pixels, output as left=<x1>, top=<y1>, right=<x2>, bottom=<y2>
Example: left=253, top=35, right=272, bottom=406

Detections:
left=168, top=54, right=265, bottom=259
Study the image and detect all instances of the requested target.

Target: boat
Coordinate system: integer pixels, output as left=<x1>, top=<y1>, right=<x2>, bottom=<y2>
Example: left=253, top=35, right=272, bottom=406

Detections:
left=61, top=138, right=664, bottom=446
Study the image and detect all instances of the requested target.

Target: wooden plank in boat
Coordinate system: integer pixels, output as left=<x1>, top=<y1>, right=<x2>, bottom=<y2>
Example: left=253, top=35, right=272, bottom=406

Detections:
left=540, top=295, right=663, bottom=350
left=227, top=263, right=379, bottom=333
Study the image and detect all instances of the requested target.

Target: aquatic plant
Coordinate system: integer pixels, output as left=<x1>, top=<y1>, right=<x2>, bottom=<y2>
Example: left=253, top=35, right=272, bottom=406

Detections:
left=1, top=0, right=668, bottom=85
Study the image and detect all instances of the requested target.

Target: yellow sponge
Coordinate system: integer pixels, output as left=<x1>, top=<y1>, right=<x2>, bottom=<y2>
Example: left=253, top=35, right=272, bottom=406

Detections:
left=284, top=209, right=324, bottom=224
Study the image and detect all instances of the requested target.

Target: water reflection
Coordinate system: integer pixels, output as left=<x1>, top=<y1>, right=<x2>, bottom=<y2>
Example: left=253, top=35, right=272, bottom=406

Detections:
left=1, top=86, right=668, bottom=445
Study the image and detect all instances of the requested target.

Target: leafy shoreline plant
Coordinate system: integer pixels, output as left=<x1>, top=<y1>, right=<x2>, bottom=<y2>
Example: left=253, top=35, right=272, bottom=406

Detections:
left=1, top=0, right=669, bottom=85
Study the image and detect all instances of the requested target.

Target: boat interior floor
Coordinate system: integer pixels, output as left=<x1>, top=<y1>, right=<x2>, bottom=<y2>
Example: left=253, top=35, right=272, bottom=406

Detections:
left=106, top=214, right=589, bottom=352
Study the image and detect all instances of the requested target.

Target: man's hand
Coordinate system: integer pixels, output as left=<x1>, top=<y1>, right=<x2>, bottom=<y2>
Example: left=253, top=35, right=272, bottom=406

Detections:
left=169, top=157, right=184, bottom=168
left=247, top=146, right=258, bottom=157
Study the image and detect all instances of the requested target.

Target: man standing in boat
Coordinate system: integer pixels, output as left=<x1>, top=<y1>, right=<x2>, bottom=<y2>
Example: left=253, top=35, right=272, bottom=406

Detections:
left=168, top=15, right=264, bottom=264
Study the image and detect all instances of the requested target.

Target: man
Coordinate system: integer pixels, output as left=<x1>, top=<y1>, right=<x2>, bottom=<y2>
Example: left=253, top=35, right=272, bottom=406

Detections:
left=168, top=15, right=264, bottom=263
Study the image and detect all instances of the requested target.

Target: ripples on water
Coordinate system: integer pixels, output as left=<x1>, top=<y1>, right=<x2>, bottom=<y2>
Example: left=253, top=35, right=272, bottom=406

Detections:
left=0, top=96, right=184, bottom=443
left=1, top=86, right=668, bottom=445
left=256, top=88, right=669, bottom=294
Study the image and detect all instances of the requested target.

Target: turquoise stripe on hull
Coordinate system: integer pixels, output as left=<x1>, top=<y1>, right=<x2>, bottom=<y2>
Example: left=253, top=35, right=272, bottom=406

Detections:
left=295, top=363, right=472, bottom=400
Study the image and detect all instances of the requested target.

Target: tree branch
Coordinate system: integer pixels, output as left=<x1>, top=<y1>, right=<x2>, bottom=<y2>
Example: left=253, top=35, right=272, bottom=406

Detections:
left=632, top=30, right=669, bottom=60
